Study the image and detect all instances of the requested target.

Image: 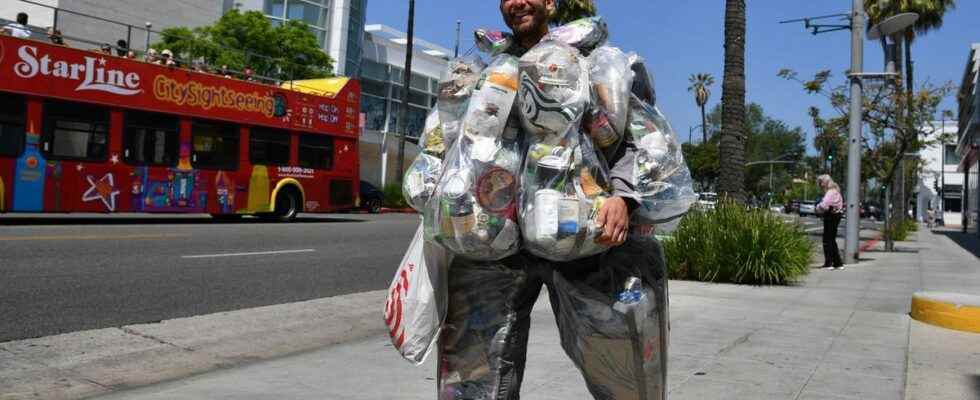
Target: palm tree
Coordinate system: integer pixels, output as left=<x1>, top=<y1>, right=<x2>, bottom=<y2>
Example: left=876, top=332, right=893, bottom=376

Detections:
left=394, top=0, right=415, bottom=187
left=865, top=0, right=955, bottom=222
left=865, top=0, right=956, bottom=94
left=688, top=73, right=715, bottom=143
left=718, top=0, right=747, bottom=204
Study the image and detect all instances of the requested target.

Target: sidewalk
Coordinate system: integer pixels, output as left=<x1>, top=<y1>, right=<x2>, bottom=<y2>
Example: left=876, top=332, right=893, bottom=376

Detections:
left=81, top=228, right=978, bottom=400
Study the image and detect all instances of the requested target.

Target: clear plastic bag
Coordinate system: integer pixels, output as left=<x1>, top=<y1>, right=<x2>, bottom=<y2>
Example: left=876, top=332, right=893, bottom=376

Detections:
left=627, top=95, right=697, bottom=224
left=404, top=107, right=446, bottom=211
left=516, top=40, right=615, bottom=262
left=585, top=45, right=633, bottom=159
left=474, top=29, right=514, bottom=57
left=545, top=16, right=609, bottom=54
left=424, top=55, right=523, bottom=261
left=438, top=56, right=487, bottom=143
left=551, top=239, right=669, bottom=400
left=517, top=40, right=591, bottom=138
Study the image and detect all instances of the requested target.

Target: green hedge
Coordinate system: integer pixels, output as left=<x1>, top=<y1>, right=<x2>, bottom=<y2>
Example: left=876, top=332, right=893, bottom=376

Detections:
left=383, top=184, right=409, bottom=209
left=663, top=200, right=812, bottom=285
left=887, top=219, right=918, bottom=241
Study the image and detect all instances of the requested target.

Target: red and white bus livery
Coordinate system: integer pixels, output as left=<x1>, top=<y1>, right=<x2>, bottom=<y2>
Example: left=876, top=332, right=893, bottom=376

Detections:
left=0, top=34, right=360, bottom=220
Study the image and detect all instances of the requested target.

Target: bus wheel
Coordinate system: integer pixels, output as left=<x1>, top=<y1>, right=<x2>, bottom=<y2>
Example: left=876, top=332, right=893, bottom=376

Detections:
left=273, top=187, right=301, bottom=222
left=211, top=213, right=243, bottom=221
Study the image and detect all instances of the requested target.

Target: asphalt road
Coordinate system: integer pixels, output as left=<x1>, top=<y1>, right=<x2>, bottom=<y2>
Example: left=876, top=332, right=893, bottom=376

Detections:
left=0, top=213, right=419, bottom=342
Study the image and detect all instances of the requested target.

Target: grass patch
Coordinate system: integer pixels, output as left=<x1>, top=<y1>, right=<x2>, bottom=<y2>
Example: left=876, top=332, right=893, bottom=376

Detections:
left=663, top=200, right=812, bottom=285
left=886, top=219, right=918, bottom=241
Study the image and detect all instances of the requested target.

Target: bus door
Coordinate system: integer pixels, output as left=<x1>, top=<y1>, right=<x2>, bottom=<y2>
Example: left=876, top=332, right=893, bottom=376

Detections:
left=0, top=93, right=27, bottom=212
left=38, top=101, right=113, bottom=213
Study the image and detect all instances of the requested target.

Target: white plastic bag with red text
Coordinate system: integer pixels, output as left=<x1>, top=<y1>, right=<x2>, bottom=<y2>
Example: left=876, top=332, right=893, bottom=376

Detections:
left=384, top=224, right=451, bottom=365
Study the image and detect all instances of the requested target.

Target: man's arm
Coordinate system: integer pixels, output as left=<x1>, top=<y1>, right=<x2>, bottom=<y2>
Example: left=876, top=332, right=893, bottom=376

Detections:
left=595, top=135, right=639, bottom=245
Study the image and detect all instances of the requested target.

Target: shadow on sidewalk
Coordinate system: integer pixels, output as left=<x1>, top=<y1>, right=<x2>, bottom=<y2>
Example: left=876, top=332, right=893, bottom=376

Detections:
left=935, top=230, right=980, bottom=258
left=971, top=375, right=980, bottom=397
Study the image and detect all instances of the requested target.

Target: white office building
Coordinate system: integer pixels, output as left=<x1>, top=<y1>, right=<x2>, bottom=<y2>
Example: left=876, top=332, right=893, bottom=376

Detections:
left=916, top=120, right=963, bottom=225
left=357, top=24, right=450, bottom=189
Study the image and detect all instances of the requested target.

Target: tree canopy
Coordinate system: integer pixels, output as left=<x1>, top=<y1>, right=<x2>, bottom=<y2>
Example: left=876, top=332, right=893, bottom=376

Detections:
left=154, top=10, right=333, bottom=80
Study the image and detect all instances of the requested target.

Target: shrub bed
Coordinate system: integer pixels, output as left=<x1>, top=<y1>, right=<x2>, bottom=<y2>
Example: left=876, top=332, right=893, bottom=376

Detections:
left=663, top=200, right=812, bottom=285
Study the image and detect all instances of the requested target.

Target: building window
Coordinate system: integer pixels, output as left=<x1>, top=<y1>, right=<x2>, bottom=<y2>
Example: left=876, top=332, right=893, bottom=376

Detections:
left=192, top=121, right=239, bottom=170
left=0, top=93, right=25, bottom=157
left=387, top=102, right=427, bottom=138
left=124, top=111, right=179, bottom=166
left=250, top=127, right=291, bottom=165
left=265, top=0, right=286, bottom=17
left=42, top=101, right=109, bottom=161
left=298, top=134, right=333, bottom=170
left=362, top=95, right=387, bottom=132
left=945, top=145, right=961, bottom=166
left=945, top=198, right=962, bottom=213
left=287, top=0, right=327, bottom=27
left=360, top=79, right=388, bottom=98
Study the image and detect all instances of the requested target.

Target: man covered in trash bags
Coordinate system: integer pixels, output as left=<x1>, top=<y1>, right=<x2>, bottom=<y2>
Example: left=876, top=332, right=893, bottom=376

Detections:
left=400, top=0, right=697, bottom=399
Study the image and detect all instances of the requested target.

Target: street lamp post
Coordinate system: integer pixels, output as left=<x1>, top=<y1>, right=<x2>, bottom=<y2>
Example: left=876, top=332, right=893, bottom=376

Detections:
left=843, top=0, right=864, bottom=264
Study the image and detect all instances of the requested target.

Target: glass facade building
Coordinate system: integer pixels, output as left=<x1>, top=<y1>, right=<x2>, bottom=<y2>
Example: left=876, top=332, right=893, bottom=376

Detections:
left=260, top=0, right=366, bottom=77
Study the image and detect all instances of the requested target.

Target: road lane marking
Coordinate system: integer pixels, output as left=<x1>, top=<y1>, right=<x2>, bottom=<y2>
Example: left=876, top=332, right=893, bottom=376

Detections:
left=181, top=249, right=316, bottom=259
left=0, top=233, right=190, bottom=242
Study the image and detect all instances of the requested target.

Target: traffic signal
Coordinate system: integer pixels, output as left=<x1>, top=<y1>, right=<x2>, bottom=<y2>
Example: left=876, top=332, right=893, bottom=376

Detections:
left=827, top=154, right=834, bottom=161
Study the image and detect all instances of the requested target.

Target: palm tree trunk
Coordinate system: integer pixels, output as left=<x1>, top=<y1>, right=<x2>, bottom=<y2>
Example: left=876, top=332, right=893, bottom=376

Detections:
left=719, top=0, right=746, bottom=204
left=700, top=104, right=708, bottom=144
left=395, top=0, right=415, bottom=187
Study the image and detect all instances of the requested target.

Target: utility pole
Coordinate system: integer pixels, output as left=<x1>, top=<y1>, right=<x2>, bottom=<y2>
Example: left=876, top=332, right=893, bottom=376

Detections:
left=844, top=0, right=864, bottom=264
left=454, top=19, right=461, bottom=58
left=395, top=0, right=415, bottom=187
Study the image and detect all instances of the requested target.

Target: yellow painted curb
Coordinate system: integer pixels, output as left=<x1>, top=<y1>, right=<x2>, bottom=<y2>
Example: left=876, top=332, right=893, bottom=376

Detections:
left=910, top=292, right=980, bottom=334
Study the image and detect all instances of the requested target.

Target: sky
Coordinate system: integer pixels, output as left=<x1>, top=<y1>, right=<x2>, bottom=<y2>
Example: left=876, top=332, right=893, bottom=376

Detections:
left=365, top=1, right=980, bottom=155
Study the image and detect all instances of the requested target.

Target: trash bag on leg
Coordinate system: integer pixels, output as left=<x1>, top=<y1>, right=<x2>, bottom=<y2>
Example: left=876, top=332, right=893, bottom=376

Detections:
left=550, top=240, right=669, bottom=400
left=438, top=257, right=533, bottom=400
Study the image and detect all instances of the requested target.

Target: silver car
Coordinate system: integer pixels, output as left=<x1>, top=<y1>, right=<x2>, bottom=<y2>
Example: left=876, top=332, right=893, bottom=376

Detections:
left=798, top=200, right=817, bottom=216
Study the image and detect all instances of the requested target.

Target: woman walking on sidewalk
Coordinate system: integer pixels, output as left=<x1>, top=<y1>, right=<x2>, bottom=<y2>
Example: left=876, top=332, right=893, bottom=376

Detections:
left=816, top=175, right=845, bottom=269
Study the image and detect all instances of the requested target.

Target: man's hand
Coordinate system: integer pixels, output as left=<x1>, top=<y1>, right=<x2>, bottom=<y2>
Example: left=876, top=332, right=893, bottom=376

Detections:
left=595, top=196, right=630, bottom=246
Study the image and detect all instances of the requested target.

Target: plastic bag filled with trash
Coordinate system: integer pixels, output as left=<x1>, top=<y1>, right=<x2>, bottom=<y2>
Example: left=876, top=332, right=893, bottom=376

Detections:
left=626, top=95, right=697, bottom=225
left=424, top=55, right=523, bottom=261
left=545, top=16, right=609, bottom=54
left=438, top=56, right=487, bottom=144
left=584, top=45, right=633, bottom=160
left=551, top=239, right=669, bottom=400
left=517, top=40, right=613, bottom=261
left=404, top=107, right=447, bottom=211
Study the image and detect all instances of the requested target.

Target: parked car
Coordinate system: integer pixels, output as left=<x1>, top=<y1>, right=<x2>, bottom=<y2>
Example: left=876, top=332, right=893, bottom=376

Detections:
left=860, top=201, right=883, bottom=220
left=786, top=200, right=801, bottom=214
left=798, top=200, right=817, bottom=216
left=769, top=204, right=785, bottom=214
left=359, top=181, right=384, bottom=213
left=697, top=192, right=718, bottom=210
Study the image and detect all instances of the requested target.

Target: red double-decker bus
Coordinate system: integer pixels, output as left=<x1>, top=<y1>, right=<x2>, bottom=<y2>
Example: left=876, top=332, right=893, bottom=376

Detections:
left=0, top=34, right=360, bottom=221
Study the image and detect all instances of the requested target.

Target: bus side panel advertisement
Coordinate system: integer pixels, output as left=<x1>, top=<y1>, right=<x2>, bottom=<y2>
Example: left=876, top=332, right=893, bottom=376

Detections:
left=0, top=36, right=359, bottom=138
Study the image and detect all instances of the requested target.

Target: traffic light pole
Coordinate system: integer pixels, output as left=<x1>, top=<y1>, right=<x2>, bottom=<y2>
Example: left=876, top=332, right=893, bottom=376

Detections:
left=844, top=0, right=864, bottom=264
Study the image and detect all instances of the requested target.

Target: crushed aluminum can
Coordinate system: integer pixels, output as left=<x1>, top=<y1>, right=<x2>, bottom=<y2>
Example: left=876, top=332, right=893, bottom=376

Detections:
left=474, top=29, right=514, bottom=57
left=544, top=16, right=609, bottom=54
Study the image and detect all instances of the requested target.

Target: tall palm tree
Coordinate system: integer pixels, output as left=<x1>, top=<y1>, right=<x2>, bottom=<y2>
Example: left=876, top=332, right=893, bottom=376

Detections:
left=718, top=0, right=747, bottom=203
left=865, top=0, right=955, bottom=221
left=688, top=73, right=715, bottom=143
left=394, top=0, right=415, bottom=187
left=865, top=0, right=956, bottom=95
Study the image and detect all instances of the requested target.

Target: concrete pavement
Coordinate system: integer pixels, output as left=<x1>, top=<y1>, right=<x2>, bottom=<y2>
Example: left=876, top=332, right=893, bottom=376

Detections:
left=4, top=226, right=979, bottom=400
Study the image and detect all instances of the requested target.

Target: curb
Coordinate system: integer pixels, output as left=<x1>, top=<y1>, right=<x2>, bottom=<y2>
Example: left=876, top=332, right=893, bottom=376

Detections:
left=380, top=207, right=417, bottom=214
left=910, top=291, right=980, bottom=334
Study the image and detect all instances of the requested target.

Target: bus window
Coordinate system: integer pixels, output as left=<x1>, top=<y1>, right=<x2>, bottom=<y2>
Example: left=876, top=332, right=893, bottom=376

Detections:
left=0, top=94, right=25, bottom=157
left=123, top=111, right=179, bottom=166
left=249, top=127, right=290, bottom=165
left=192, top=120, right=239, bottom=170
left=298, top=134, right=333, bottom=170
left=42, top=101, right=109, bottom=161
